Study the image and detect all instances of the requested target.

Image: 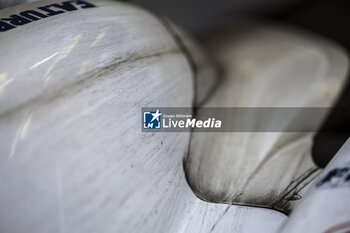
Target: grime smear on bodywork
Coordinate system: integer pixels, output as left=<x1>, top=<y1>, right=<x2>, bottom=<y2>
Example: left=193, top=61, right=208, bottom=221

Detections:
left=270, top=168, right=321, bottom=213
left=184, top=158, right=321, bottom=215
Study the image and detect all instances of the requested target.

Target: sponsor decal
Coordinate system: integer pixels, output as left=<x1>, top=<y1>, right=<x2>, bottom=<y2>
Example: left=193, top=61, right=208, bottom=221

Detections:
left=316, top=164, right=350, bottom=189
left=323, top=221, right=350, bottom=233
left=0, top=1, right=96, bottom=32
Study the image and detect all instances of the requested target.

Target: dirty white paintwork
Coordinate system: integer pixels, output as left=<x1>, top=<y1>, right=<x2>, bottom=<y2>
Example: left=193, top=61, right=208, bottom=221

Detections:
left=182, top=201, right=286, bottom=233
left=185, top=23, right=349, bottom=213
left=280, top=138, right=350, bottom=233
left=0, top=0, right=37, bottom=8
left=0, top=1, right=286, bottom=233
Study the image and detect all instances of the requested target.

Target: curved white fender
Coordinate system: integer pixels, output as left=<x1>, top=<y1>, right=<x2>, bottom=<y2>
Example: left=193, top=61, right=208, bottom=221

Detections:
left=0, top=1, right=286, bottom=233
left=184, top=22, right=349, bottom=213
left=0, top=1, right=191, bottom=232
